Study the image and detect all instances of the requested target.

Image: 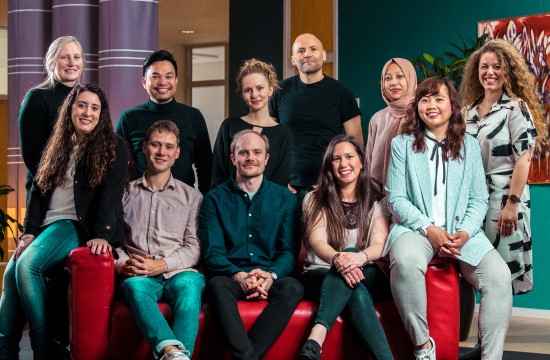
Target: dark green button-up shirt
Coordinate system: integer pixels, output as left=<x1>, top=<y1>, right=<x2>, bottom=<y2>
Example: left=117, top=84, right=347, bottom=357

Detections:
left=198, top=176, right=299, bottom=278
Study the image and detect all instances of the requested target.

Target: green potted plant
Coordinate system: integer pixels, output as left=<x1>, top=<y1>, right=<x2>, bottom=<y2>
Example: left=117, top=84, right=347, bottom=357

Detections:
left=0, top=185, right=23, bottom=261
left=412, top=34, right=488, bottom=88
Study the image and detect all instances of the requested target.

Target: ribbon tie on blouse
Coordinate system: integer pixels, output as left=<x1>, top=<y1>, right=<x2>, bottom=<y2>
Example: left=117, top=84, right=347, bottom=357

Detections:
left=425, top=133, right=446, bottom=196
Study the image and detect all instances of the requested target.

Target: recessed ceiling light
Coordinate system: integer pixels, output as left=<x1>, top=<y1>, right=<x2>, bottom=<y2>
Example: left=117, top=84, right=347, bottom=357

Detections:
left=181, top=30, right=195, bottom=34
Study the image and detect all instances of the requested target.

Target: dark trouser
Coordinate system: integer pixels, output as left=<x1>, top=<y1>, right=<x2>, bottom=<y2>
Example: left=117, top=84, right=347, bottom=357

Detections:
left=299, top=249, right=393, bottom=360
left=205, top=276, right=303, bottom=360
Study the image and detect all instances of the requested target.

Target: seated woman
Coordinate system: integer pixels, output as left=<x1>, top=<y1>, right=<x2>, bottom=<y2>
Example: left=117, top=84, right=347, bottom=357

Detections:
left=211, top=58, right=290, bottom=188
left=0, top=84, right=129, bottom=359
left=298, top=135, right=393, bottom=360
left=386, top=77, right=512, bottom=360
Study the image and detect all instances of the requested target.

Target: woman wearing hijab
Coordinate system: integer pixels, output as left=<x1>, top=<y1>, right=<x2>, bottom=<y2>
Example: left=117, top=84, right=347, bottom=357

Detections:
left=366, top=58, right=417, bottom=193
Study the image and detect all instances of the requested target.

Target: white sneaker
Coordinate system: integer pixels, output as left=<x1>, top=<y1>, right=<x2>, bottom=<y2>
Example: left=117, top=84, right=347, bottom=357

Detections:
left=414, top=337, right=436, bottom=360
left=159, top=348, right=191, bottom=360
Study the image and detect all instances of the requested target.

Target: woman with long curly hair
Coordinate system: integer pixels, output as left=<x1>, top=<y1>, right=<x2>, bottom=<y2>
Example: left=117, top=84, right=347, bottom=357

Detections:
left=386, top=77, right=511, bottom=359
left=460, top=39, right=546, bottom=296
left=0, top=84, right=128, bottom=359
left=298, top=135, right=393, bottom=360
left=211, top=58, right=290, bottom=187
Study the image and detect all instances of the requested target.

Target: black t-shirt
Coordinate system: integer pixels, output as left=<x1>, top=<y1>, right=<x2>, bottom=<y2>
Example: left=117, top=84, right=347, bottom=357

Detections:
left=269, top=75, right=360, bottom=186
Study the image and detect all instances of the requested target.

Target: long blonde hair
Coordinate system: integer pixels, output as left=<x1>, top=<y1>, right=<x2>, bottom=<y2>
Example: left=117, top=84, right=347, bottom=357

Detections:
left=36, top=36, right=85, bottom=89
left=460, top=39, right=547, bottom=145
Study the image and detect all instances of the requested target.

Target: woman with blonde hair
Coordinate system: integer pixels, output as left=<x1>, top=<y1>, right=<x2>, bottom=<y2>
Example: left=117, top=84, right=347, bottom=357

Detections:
left=211, top=58, right=290, bottom=187
left=18, top=35, right=85, bottom=197
left=460, top=39, right=546, bottom=295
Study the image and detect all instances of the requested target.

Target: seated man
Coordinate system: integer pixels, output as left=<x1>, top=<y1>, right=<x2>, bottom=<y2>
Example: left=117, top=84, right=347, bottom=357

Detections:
left=199, top=129, right=303, bottom=360
left=115, top=120, right=204, bottom=360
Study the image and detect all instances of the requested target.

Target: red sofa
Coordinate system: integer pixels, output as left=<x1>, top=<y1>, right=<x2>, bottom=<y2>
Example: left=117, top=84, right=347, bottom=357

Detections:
left=67, top=247, right=459, bottom=360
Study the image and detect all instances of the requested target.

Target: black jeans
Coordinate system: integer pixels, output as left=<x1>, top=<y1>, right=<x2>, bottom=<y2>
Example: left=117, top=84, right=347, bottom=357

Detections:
left=205, top=276, right=304, bottom=360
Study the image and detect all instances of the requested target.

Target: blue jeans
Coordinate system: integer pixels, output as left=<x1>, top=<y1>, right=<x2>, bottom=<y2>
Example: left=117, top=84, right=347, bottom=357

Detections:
left=0, top=220, right=83, bottom=360
left=119, top=271, right=205, bottom=358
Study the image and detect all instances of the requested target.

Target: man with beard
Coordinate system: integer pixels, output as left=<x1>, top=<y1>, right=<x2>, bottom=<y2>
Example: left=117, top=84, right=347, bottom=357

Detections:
left=199, top=129, right=303, bottom=360
left=269, top=33, right=363, bottom=203
left=116, top=50, right=212, bottom=194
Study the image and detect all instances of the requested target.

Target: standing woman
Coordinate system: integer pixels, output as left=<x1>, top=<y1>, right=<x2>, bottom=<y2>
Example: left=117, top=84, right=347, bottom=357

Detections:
left=460, top=39, right=547, bottom=295
left=386, top=77, right=511, bottom=359
left=366, top=58, right=417, bottom=193
left=298, top=135, right=393, bottom=360
left=18, top=35, right=85, bottom=197
left=211, top=58, right=290, bottom=187
left=0, top=84, right=129, bottom=359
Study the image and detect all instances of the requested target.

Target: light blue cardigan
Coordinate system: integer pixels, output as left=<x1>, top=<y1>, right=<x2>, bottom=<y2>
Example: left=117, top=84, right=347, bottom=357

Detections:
left=384, top=133, right=494, bottom=266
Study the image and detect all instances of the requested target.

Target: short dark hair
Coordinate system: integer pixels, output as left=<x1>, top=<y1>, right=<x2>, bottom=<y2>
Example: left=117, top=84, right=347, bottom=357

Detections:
left=143, top=50, right=178, bottom=76
left=143, top=120, right=180, bottom=146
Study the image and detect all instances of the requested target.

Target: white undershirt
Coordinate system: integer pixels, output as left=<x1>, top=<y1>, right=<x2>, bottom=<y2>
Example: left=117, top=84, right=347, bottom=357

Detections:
left=425, top=130, right=447, bottom=229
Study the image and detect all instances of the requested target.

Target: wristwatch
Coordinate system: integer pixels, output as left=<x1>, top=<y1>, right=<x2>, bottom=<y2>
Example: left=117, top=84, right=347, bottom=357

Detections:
left=418, top=225, right=429, bottom=237
left=267, top=270, right=278, bottom=281
left=507, top=194, right=521, bottom=204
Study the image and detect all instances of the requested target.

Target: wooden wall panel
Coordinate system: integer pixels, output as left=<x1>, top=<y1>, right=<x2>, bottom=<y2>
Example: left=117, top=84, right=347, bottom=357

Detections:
left=290, top=0, right=334, bottom=77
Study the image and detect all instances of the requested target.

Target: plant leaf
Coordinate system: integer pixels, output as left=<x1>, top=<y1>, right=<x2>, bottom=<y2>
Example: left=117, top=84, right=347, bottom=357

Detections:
left=423, top=53, right=435, bottom=64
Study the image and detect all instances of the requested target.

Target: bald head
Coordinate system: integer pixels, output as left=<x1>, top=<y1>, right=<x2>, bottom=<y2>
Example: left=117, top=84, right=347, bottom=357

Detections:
left=291, top=33, right=326, bottom=77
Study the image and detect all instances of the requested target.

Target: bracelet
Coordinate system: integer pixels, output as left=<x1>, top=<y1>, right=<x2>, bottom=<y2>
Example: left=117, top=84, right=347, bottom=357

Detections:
left=362, top=250, right=369, bottom=266
left=331, top=252, right=341, bottom=266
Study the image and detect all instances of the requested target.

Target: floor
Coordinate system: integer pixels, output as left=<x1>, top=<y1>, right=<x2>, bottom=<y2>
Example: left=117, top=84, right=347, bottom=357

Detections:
left=460, top=312, right=550, bottom=355
left=16, top=313, right=550, bottom=359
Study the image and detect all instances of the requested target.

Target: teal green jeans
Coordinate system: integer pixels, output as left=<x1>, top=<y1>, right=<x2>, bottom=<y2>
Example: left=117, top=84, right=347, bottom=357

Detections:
left=119, top=271, right=205, bottom=357
left=0, top=220, right=83, bottom=360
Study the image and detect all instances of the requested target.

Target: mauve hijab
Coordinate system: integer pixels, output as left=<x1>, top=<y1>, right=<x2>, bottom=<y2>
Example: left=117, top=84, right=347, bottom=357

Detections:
left=366, top=58, right=417, bottom=193
left=381, top=58, right=417, bottom=118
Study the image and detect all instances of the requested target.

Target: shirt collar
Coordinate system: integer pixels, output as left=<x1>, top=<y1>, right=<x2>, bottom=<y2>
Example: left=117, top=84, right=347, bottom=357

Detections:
left=137, top=172, right=176, bottom=192
left=228, top=174, right=267, bottom=195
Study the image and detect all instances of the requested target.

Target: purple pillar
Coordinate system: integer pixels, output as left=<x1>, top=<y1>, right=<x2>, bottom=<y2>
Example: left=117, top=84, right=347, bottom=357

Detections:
left=98, top=1, right=158, bottom=124
left=52, top=0, right=99, bottom=84
left=7, top=0, right=52, bottom=243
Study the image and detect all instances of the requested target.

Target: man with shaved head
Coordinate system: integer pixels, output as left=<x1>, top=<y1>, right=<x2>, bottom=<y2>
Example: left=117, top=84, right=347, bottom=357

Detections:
left=269, top=33, right=363, bottom=203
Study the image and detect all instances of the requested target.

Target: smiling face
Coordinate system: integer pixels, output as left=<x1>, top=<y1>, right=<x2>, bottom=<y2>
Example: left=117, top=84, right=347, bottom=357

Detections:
left=331, top=141, right=363, bottom=188
left=291, top=34, right=326, bottom=75
left=241, top=73, right=273, bottom=112
left=230, top=132, right=269, bottom=181
left=383, top=63, right=409, bottom=102
left=54, top=42, right=83, bottom=87
left=418, top=84, right=452, bottom=138
left=478, top=51, right=505, bottom=94
left=142, top=60, right=178, bottom=104
left=142, top=130, right=180, bottom=175
left=71, top=91, right=101, bottom=140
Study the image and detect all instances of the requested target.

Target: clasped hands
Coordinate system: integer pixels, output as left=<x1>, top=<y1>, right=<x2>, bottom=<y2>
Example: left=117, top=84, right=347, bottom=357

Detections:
left=334, top=252, right=366, bottom=289
left=233, top=269, right=273, bottom=300
left=120, top=254, right=167, bottom=277
left=425, top=226, right=469, bottom=258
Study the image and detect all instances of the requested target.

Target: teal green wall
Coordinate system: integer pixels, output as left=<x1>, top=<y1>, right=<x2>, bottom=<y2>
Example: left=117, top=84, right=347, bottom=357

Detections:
left=339, top=0, right=550, bottom=311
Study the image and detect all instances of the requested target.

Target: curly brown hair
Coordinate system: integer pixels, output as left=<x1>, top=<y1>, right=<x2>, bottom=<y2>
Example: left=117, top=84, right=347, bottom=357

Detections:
left=35, top=84, right=119, bottom=191
left=302, top=135, right=380, bottom=251
left=235, top=58, right=280, bottom=94
left=460, top=39, right=547, bottom=144
left=402, top=77, right=465, bottom=160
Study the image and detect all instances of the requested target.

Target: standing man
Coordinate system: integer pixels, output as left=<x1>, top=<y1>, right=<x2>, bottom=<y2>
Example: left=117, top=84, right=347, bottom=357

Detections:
left=199, top=129, right=303, bottom=360
left=269, top=33, right=363, bottom=201
left=116, top=121, right=205, bottom=360
left=116, top=50, right=212, bottom=194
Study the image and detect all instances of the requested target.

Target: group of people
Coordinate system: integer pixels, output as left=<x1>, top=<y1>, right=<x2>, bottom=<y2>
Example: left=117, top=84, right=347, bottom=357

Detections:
left=0, top=29, right=544, bottom=360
